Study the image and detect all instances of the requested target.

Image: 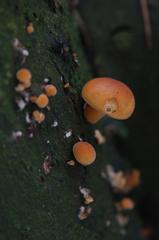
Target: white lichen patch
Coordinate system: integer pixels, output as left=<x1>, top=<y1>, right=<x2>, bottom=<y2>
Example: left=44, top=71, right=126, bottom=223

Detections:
left=101, top=165, right=126, bottom=192
left=67, top=160, right=76, bottom=166
left=64, top=129, right=72, bottom=138
left=25, top=112, right=32, bottom=124
left=78, top=206, right=92, bottom=220
left=11, top=131, right=23, bottom=140
left=79, top=186, right=94, bottom=205
left=42, top=155, right=54, bottom=175
left=94, top=129, right=106, bottom=144
left=16, top=98, right=26, bottom=111
left=51, top=121, right=58, bottom=127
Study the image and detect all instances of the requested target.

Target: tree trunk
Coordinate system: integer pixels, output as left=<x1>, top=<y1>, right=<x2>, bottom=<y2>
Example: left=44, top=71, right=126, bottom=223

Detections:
left=0, top=1, right=142, bottom=239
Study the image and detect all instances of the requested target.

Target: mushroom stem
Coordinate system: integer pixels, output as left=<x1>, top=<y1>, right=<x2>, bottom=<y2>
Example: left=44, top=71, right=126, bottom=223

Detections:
left=104, top=98, right=118, bottom=114
left=84, top=104, right=105, bottom=124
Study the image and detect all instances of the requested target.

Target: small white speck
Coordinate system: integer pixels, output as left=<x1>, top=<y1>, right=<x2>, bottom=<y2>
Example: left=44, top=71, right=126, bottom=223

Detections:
left=44, top=78, right=49, bottom=83
left=22, top=49, right=29, bottom=56
left=78, top=136, right=83, bottom=141
left=29, top=133, right=33, bottom=138
left=64, top=130, right=72, bottom=138
left=105, top=220, right=111, bottom=227
left=46, top=140, right=50, bottom=144
left=25, top=112, right=32, bottom=124
left=16, top=98, right=26, bottom=111
left=11, top=131, right=23, bottom=140
left=51, top=121, right=58, bottom=127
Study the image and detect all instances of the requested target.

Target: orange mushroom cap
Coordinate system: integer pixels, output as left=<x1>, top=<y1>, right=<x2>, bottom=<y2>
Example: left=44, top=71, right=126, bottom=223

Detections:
left=32, top=110, right=45, bottom=123
left=126, top=169, right=141, bottom=189
left=44, top=84, right=57, bottom=97
left=119, top=197, right=135, bottom=210
left=29, top=95, right=37, bottom=103
left=26, top=23, right=34, bottom=34
left=82, top=77, right=135, bottom=120
left=73, top=141, right=96, bottom=166
left=16, top=68, right=32, bottom=88
left=36, top=94, right=49, bottom=108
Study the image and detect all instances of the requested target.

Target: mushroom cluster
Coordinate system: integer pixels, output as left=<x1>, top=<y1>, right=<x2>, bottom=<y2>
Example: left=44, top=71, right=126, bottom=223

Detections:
left=15, top=66, right=58, bottom=124
left=82, top=77, right=135, bottom=123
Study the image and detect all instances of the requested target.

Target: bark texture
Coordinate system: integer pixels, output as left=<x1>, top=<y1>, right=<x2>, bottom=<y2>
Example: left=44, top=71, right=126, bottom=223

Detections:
left=0, top=1, right=142, bottom=239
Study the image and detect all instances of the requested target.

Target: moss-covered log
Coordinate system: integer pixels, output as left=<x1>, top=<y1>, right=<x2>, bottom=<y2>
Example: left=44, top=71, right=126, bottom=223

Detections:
left=0, top=1, right=142, bottom=239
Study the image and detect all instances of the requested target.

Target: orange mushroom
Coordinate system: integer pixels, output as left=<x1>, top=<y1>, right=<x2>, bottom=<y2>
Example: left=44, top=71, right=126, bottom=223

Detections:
left=82, top=77, right=135, bottom=123
left=29, top=95, right=37, bottom=103
left=118, top=197, right=135, bottom=210
left=44, top=84, right=57, bottom=97
left=32, top=110, right=45, bottom=123
left=125, top=169, right=141, bottom=190
left=26, top=23, right=34, bottom=34
left=16, top=68, right=32, bottom=88
left=73, top=141, right=96, bottom=166
left=36, top=94, right=49, bottom=108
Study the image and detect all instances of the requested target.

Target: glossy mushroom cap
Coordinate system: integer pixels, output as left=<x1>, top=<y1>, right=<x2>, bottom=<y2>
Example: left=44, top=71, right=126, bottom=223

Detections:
left=16, top=68, right=32, bottom=88
left=82, top=77, right=135, bottom=120
left=120, top=197, right=135, bottom=210
left=73, top=141, right=96, bottom=166
left=36, top=94, right=49, bottom=108
left=44, top=84, right=57, bottom=97
left=32, top=110, right=45, bottom=123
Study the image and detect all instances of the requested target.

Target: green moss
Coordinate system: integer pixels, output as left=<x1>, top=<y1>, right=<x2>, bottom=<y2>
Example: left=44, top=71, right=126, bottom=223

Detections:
left=0, top=0, right=142, bottom=239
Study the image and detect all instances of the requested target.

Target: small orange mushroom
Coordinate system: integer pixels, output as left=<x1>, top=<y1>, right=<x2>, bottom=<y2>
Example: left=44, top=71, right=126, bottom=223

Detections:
left=125, top=169, right=141, bottom=190
left=29, top=95, right=37, bottom=103
left=44, top=84, right=57, bottom=97
left=36, top=94, right=49, bottom=108
left=32, top=110, right=45, bottom=123
left=73, top=141, right=96, bottom=166
left=26, top=23, right=34, bottom=34
left=82, top=77, right=135, bottom=123
left=16, top=68, right=32, bottom=88
left=118, top=197, right=135, bottom=210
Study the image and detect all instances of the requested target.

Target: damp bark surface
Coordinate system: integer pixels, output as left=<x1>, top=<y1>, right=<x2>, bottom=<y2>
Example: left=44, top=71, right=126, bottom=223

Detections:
left=0, top=1, right=142, bottom=240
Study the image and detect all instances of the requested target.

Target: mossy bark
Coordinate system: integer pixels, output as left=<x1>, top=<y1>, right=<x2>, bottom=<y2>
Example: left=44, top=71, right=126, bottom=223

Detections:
left=0, top=1, right=142, bottom=239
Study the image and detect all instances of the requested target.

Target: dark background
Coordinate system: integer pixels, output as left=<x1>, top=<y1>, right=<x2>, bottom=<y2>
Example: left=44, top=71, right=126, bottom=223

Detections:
left=78, top=0, right=159, bottom=239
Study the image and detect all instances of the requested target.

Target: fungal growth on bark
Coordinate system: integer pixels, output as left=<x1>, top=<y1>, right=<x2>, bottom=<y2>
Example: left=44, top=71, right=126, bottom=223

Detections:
left=43, top=84, right=57, bottom=97
left=73, top=141, right=96, bottom=166
left=16, top=68, right=32, bottom=89
left=36, top=93, right=49, bottom=108
left=82, top=77, right=135, bottom=123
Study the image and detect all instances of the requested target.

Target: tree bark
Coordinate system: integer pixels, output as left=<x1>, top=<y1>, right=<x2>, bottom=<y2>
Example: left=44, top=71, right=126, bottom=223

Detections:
left=0, top=1, right=142, bottom=239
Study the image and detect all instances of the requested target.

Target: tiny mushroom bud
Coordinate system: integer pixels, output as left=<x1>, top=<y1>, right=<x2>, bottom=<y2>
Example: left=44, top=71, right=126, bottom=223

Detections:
left=44, top=84, right=57, bottom=97
left=125, top=169, right=141, bottom=190
left=118, top=197, right=135, bottom=210
left=29, top=95, right=37, bottom=103
left=16, top=68, right=32, bottom=88
left=73, top=141, right=96, bottom=166
left=26, top=23, right=34, bottom=34
left=15, top=83, right=25, bottom=92
left=82, top=77, right=135, bottom=123
left=36, top=94, right=49, bottom=108
left=67, top=160, right=76, bottom=166
left=32, top=110, right=45, bottom=123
